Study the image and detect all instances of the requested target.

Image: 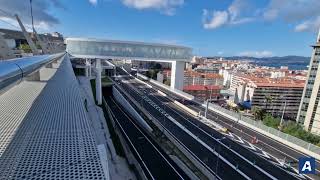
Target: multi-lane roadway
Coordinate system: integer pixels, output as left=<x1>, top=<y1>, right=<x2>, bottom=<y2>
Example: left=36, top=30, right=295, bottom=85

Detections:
left=114, top=70, right=302, bottom=179
left=105, top=95, right=189, bottom=180
left=144, top=73, right=320, bottom=180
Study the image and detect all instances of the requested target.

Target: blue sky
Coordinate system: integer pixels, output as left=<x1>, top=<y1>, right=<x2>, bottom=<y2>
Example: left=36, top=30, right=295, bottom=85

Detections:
left=0, top=0, right=320, bottom=57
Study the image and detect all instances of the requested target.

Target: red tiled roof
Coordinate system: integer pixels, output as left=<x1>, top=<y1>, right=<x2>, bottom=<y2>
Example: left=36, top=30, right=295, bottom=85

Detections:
left=183, top=85, right=222, bottom=91
left=254, top=82, right=305, bottom=88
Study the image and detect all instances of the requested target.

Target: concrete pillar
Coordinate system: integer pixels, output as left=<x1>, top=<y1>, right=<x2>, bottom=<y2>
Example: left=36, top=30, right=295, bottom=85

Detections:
left=26, top=70, right=40, bottom=81
left=45, top=63, right=53, bottom=68
left=85, top=59, right=89, bottom=77
left=96, top=59, right=102, bottom=105
left=89, top=59, right=92, bottom=77
left=171, top=61, right=185, bottom=90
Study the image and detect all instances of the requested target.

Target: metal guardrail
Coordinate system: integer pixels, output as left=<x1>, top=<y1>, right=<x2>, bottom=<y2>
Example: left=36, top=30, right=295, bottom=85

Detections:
left=0, top=53, right=65, bottom=93
left=206, top=102, right=320, bottom=156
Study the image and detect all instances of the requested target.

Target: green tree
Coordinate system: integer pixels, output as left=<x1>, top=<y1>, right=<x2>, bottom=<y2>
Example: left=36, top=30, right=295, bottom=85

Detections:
left=282, top=122, right=320, bottom=145
left=264, top=95, right=273, bottom=111
left=164, top=79, right=171, bottom=86
left=263, top=114, right=280, bottom=129
left=252, top=106, right=265, bottom=120
left=146, top=69, right=160, bottom=79
left=19, top=44, right=32, bottom=53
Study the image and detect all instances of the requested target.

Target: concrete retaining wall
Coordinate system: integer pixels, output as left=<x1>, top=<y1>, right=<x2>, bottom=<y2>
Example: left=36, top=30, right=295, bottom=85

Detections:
left=173, top=100, right=198, bottom=117
left=149, top=79, right=194, bottom=100
left=112, top=86, right=153, bottom=132
left=104, top=100, right=148, bottom=180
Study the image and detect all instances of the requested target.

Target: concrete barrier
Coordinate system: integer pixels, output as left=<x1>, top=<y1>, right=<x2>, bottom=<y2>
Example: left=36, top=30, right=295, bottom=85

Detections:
left=134, top=77, right=152, bottom=88
left=173, top=100, right=198, bottom=117
left=115, top=83, right=215, bottom=179
left=157, top=90, right=167, bottom=97
left=113, top=86, right=153, bottom=132
left=149, top=79, right=194, bottom=100
left=202, top=103, right=320, bottom=160
left=198, top=115, right=225, bottom=131
left=137, top=73, right=149, bottom=81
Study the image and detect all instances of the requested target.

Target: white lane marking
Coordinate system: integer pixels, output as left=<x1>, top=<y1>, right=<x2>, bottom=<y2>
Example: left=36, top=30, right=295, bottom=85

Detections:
left=111, top=98, right=186, bottom=180
left=144, top=80, right=320, bottom=178
left=131, top=76, right=314, bottom=178
left=166, top=116, right=251, bottom=180
left=148, top=93, right=278, bottom=180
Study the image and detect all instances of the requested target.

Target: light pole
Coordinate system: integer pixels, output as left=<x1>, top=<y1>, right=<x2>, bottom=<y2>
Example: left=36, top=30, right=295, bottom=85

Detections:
left=205, top=82, right=214, bottom=118
left=280, top=101, right=287, bottom=127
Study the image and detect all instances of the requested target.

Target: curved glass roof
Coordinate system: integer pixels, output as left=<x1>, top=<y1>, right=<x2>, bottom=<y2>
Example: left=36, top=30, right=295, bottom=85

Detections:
left=66, top=38, right=192, bottom=62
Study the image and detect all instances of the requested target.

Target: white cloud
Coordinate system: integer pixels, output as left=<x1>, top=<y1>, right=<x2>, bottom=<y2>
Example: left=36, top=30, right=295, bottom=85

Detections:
left=0, top=16, right=50, bottom=32
left=202, top=0, right=255, bottom=29
left=203, top=10, right=229, bottom=29
left=294, top=17, right=320, bottom=32
left=89, top=0, right=98, bottom=6
left=0, top=0, right=62, bottom=32
left=202, top=0, right=320, bottom=32
left=238, top=50, right=273, bottom=58
left=121, top=0, right=184, bottom=15
left=263, top=0, right=320, bottom=32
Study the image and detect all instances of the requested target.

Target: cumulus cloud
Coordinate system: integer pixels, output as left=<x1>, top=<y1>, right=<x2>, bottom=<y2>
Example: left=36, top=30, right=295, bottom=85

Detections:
left=203, top=10, right=229, bottom=29
left=121, top=0, right=184, bottom=15
left=0, top=0, right=62, bottom=31
left=263, top=0, right=320, bottom=32
left=294, top=17, right=320, bottom=32
left=238, top=50, right=273, bottom=58
left=89, top=0, right=98, bottom=6
left=203, top=0, right=320, bottom=32
left=202, top=0, right=255, bottom=29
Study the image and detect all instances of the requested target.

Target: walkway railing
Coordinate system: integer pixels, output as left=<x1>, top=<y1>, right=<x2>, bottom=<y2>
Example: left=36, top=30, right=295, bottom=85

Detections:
left=0, top=53, right=65, bottom=93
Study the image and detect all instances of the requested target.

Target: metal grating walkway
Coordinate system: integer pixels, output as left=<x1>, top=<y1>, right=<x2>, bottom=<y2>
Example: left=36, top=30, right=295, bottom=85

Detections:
left=0, top=55, right=106, bottom=179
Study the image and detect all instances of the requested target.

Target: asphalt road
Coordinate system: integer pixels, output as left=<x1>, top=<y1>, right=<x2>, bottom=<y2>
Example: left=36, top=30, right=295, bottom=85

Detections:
left=146, top=77, right=320, bottom=179
left=116, top=79, right=248, bottom=180
left=127, top=78, right=300, bottom=180
left=106, top=95, right=188, bottom=180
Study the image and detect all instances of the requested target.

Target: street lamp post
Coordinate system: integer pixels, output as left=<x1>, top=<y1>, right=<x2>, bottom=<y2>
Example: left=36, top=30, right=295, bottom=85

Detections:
left=280, top=101, right=287, bottom=127
left=205, top=80, right=214, bottom=118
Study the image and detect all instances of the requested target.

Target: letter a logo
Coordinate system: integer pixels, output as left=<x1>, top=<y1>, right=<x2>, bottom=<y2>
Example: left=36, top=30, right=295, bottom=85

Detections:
left=302, top=161, right=311, bottom=172
left=299, top=157, right=316, bottom=174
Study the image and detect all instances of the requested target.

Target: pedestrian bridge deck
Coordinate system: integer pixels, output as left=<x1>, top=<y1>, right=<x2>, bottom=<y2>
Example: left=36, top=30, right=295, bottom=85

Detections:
left=0, top=55, right=107, bottom=179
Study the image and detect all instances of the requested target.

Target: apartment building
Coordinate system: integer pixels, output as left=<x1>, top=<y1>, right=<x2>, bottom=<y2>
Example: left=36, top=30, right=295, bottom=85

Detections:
left=230, top=72, right=305, bottom=120
left=183, top=85, right=222, bottom=101
left=297, top=32, right=320, bottom=135
left=184, top=71, right=223, bottom=86
left=251, top=82, right=304, bottom=120
left=161, top=70, right=223, bottom=87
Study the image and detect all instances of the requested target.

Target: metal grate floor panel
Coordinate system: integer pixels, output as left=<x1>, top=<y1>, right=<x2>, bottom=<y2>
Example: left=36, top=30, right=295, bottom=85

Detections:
left=0, top=55, right=106, bottom=179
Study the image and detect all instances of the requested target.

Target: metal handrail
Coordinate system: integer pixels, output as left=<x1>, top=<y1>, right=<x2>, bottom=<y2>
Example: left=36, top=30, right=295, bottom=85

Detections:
left=0, top=53, right=65, bottom=93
